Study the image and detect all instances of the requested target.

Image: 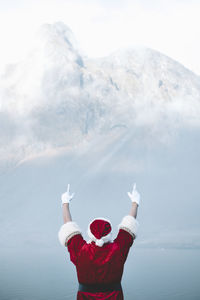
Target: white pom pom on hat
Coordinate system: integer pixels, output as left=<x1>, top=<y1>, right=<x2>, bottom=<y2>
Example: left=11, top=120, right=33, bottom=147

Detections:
left=95, top=239, right=104, bottom=247
left=87, top=217, right=112, bottom=247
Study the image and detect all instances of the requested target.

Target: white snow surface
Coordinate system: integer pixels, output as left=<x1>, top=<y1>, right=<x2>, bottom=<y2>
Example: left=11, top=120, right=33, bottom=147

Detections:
left=0, top=21, right=200, bottom=166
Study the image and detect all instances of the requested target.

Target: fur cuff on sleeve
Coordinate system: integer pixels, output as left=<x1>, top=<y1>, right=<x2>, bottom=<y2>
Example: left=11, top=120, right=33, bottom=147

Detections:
left=58, top=221, right=81, bottom=246
left=118, top=215, right=139, bottom=238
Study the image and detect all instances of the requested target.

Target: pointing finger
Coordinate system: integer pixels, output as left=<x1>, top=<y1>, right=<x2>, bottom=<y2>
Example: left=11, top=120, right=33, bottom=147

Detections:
left=67, top=184, right=70, bottom=192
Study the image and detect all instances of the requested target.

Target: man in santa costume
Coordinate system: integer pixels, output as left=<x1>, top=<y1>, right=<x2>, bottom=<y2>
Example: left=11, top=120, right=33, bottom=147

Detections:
left=58, top=183, right=140, bottom=299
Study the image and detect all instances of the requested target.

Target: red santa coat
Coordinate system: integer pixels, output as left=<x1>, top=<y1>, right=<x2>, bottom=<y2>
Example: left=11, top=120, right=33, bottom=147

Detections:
left=58, top=215, right=139, bottom=300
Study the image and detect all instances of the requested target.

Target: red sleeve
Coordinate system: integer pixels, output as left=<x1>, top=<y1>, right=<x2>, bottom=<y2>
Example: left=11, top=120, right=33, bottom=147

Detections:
left=66, top=234, right=86, bottom=266
left=114, top=229, right=134, bottom=262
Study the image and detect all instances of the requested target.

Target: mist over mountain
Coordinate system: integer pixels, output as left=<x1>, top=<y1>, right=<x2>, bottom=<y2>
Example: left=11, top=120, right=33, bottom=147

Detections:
left=0, top=21, right=200, bottom=168
left=0, top=22, right=200, bottom=251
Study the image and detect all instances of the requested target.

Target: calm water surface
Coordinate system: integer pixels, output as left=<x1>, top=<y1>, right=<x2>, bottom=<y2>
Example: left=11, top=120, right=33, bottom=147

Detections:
left=0, top=247, right=200, bottom=300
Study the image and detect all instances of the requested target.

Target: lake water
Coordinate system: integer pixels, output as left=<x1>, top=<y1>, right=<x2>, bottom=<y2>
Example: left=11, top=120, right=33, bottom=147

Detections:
left=0, top=247, right=200, bottom=300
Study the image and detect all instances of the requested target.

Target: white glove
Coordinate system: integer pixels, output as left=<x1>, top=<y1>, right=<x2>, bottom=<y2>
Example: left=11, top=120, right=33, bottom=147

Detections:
left=127, top=183, right=140, bottom=206
left=61, top=184, right=75, bottom=206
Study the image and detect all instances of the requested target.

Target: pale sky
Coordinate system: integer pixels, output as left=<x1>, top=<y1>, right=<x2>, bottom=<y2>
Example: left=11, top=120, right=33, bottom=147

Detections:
left=0, top=0, right=200, bottom=75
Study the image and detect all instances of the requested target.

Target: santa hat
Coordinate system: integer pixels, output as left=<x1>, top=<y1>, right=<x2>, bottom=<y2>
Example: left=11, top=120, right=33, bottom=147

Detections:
left=87, top=217, right=112, bottom=247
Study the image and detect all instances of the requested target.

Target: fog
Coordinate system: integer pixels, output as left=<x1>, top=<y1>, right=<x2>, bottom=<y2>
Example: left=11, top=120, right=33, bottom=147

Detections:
left=0, top=21, right=200, bottom=300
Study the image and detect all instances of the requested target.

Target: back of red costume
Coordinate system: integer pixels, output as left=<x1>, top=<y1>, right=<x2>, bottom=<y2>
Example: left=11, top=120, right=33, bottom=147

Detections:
left=67, top=228, right=134, bottom=300
left=58, top=215, right=139, bottom=299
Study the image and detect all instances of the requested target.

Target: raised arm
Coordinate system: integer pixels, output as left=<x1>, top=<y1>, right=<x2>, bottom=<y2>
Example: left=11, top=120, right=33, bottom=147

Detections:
left=116, top=183, right=141, bottom=239
left=61, top=184, right=74, bottom=223
left=114, top=183, right=140, bottom=259
left=127, top=183, right=140, bottom=218
left=58, top=184, right=84, bottom=248
left=129, top=202, right=138, bottom=218
left=62, top=203, right=72, bottom=223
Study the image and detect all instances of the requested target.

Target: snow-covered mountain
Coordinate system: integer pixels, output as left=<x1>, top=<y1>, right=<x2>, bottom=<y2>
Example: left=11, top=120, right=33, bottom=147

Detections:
left=1, top=22, right=200, bottom=300
left=0, top=21, right=200, bottom=167
left=0, top=23, right=200, bottom=289
left=87, top=46, right=200, bottom=101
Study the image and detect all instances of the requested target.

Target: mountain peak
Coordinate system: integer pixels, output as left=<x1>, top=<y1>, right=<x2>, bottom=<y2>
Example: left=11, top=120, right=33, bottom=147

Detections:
left=29, top=22, right=84, bottom=68
left=35, top=22, right=80, bottom=52
left=1, top=22, right=200, bottom=166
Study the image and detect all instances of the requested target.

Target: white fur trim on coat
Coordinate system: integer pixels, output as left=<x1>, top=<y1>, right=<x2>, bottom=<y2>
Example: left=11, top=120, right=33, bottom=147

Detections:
left=118, top=215, right=139, bottom=238
left=87, top=217, right=112, bottom=247
left=58, top=221, right=81, bottom=246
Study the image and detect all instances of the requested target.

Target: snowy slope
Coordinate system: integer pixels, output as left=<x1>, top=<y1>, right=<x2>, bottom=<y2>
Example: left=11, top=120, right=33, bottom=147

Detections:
left=0, top=21, right=200, bottom=168
left=86, top=46, right=200, bottom=102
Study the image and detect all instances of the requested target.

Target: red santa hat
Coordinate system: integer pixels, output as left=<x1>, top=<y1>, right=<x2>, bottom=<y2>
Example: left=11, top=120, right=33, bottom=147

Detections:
left=87, top=217, right=112, bottom=247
